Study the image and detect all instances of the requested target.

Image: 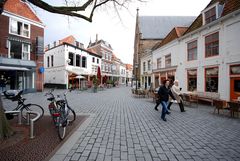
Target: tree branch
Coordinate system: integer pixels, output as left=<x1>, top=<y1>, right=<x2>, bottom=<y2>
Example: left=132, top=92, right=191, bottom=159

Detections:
left=28, top=0, right=94, bottom=12
left=1, top=0, right=146, bottom=22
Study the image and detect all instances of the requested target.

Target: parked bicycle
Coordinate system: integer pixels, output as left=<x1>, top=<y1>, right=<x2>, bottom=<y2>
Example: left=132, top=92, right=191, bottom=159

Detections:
left=3, top=90, right=44, bottom=120
left=45, top=89, right=76, bottom=140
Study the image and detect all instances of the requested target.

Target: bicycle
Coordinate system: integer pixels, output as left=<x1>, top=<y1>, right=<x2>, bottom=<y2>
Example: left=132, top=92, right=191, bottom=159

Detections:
left=45, top=89, right=76, bottom=140
left=3, top=90, right=44, bottom=120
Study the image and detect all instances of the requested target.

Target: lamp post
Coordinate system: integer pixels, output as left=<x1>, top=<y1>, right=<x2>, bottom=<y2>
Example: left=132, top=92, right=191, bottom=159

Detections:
left=135, top=63, right=138, bottom=91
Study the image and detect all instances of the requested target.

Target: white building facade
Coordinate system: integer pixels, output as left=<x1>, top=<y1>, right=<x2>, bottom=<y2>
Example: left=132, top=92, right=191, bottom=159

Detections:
left=44, top=42, right=101, bottom=89
left=140, top=51, right=153, bottom=89
left=152, top=1, right=240, bottom=101
left=126, top=64, right=133, bottom=86
left=119, top=63, right=126, bottom=85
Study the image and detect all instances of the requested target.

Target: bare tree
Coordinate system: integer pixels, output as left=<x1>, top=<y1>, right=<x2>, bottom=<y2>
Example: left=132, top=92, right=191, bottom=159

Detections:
left=1, top=0, right=145, bottom=22
left=0, top=95, right=13, bottom=139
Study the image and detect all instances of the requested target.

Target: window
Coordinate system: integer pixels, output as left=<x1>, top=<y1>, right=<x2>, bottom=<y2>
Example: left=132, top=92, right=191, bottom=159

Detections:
left=47, top=56, right=50, bottom=67
left=76, top=55, right=81, bottom=67
left=205, top=32, right=219, bottom=57
left=51, top=55, right=54, bottom=67
left=82, top=56, right=87, bottom=68
left=147, top=60, right=151, bottom=71
left=22, top=43, right=30, bottom=60
left=187, top=70, right=197, bottom=91
left=10, top=19, right=30, bottom=37
left=105, top=63, right=107, bottom=71
left=97, top=58, right=99, bottom=64
left=9, top=41, right=30, bottom=60
left=68, top=52, right=74, bottom=66
left=108, top=64, right=111, bottom=72
left=92, top=57, right=95, bottom=63
left=205, top=7, right=216, bottom=24
left=101, top=63, right=104, bottom=71
left=165, top=54, right=171, bottom=67
left=205, top=67, right=218, bottom=92
left=143, top=62, right=146, bottom=72
left=230, top=65, right=240, bottom=75
left=157, top=58, right=161, bottom=69
left=187, top=40, right=197, bottom=61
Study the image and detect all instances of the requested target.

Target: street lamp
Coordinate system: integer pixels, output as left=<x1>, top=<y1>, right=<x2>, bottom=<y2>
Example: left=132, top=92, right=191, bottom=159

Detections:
left=135, top=63, right=138, bottom=91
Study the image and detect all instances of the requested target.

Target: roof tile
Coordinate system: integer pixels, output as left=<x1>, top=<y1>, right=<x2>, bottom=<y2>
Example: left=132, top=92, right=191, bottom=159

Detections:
left=153, top=27, right=187, bottom=50
left=59, top=35, right=76, bottom=45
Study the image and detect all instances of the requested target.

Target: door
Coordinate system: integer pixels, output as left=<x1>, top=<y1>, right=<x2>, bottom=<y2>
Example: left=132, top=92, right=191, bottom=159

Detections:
left=230, top=77, right=240, bottom=100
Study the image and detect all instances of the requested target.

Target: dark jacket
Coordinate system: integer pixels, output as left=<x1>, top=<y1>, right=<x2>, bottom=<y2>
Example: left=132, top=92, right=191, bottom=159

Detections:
left=157, top=85, right=174, bottom=102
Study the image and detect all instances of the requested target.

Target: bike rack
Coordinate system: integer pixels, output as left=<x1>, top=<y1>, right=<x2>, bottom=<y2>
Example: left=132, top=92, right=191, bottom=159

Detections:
left=4, top=110, right=22, bottom=125
left=26, top=111, right=41, bottom=139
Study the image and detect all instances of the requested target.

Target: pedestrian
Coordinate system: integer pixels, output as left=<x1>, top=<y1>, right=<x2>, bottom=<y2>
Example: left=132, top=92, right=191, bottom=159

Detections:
left=154, top=79, right=174, bottom=121
left=167, top=79, right=175, bottom=110
left=0, top=75, right=6, bottom=92
left=171, top=80, right=185, bottom=112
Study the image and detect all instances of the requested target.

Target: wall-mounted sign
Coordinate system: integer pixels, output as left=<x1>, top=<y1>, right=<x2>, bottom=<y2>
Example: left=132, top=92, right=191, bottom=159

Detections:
left=39, top=66, right=45, bottom=73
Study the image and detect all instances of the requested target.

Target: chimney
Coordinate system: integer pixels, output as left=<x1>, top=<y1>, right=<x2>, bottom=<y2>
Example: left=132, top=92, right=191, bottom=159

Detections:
left=95, top=34, right=98, bottom=43
left=79, top=43, right=84, bottom=49
left=75, top=41, right=79, bottom=47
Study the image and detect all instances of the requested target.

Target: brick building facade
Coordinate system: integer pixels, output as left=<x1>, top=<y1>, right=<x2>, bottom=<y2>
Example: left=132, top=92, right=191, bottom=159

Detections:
left=0, top=0, right=44, bottom=92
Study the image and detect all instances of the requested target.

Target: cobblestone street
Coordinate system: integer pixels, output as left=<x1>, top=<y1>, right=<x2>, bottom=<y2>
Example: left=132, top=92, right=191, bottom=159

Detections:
left=3, top=86, right=240, bottom=161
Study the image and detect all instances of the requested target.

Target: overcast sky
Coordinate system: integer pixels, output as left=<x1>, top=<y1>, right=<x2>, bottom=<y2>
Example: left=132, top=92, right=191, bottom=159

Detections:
left=34, top=0, right=210, bottom=65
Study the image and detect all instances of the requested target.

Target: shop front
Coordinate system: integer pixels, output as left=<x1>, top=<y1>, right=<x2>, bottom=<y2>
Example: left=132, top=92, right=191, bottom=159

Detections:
left=0, top=58, right=37, bottom=93
left=153, top=66, right=177, bottom=88
left=230, top=64, right=240, bottom=101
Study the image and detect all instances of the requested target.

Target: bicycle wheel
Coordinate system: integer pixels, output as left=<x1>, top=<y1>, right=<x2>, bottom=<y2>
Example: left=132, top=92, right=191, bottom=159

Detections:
left=67, top=106, right=76, bottom=123
left=21, top=104, right=44, bottom=120
left=57, top=114, right=67, bottom=140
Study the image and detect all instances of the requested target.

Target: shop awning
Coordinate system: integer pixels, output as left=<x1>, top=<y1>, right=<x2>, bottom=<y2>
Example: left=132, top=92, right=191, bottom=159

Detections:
left=66, top=68, right=82, bottom=75
left=76, top=75, right=86, bottom=79
left=0, top=66, right=29, bottom=71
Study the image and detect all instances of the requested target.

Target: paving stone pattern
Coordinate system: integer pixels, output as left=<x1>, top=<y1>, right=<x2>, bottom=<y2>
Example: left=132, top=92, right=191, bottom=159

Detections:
left=3, top=87, right=240, bottom=161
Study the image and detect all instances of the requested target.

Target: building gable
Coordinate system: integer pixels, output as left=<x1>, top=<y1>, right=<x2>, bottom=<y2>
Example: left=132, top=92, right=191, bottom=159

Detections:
left=3, top=0, right=42, bottom=23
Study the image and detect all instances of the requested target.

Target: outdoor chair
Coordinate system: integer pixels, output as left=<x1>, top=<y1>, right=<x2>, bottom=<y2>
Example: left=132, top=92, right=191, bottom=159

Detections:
left=148, top=91, right=157, bottom=102
left=182, top=93, right=198, bottom=107
left=227, top=101, right=240, bottom=118
left=213, top=99, right=228, bottom=114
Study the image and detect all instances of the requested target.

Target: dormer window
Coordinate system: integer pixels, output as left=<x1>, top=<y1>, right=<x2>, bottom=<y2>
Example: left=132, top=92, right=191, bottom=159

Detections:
left=202, top=2, right=224, bottom=25
left=205, top=7, right=216, bottom=24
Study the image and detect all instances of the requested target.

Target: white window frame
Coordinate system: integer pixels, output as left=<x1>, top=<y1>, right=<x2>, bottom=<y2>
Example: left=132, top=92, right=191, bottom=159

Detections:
left=8, top=40, right=30, bottom=60
left=147, top=60, right=151, bottom=71
left=22, top=43, right=30, bottom=60
left=9, top=18, right=30, bottom=38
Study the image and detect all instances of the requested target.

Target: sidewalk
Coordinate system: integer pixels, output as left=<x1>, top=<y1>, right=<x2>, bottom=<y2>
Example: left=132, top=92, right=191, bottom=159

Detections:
left=4, top=87, right=240, bottom=161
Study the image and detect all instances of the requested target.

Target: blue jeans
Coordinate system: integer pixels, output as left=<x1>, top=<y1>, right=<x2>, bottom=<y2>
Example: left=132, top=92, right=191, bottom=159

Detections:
left=160, top=101, right=169, bottom=119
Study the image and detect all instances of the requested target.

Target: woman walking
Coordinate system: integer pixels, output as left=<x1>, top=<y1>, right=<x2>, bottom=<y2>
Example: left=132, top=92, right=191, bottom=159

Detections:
left=154, top=79, right=174, bottom=121
left=171, top=80, right=185, bottom=112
